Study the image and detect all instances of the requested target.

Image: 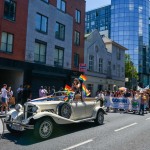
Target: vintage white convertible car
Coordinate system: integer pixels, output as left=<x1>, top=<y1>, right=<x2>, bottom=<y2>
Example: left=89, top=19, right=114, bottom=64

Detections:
left=4, top=91, right=106, bottom=139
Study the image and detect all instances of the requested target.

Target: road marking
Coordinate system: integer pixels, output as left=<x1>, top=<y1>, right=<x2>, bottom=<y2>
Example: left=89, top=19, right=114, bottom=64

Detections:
left=146, top=118, right=150, bottom=120
left=62, top=139, right=93, bottom=150
left=114, top=123, right=138, bottom=132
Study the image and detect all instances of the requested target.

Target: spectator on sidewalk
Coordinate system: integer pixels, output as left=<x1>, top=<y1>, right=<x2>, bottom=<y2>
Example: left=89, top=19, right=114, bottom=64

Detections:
left=7, top=86, right=13, bottom=110
left=50, top=86, right=55, bottom=95
left=17, top=85, right=23, bottom=104
left=39, top=86, right=47, bottom=97
left=1, top=84, right=8, bottom=114
left=139, top=91, right=146, bottom=115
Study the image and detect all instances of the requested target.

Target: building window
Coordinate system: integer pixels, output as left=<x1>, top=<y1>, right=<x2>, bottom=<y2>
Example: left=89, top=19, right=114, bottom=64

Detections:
left=57, top=0, right=66, bottom=12
left=75, top=10, right=81, bottom=23
left=0, top=32, right=13, bottom=53
left=4, top=0, right=16, bottom=21
left=74, top=31, right=80, bottom=46
left=117, top=65, right=120, bottom=77
left=89, top=55, right=94, bottom=71
left=55, top=22, right=65, bottom=41
left=74, top=53, right=79, bottom=67
left=34, top=40, right=46, bottom=63
left=99, top=58, right=103, bottom=73
left=107, top=61, right=111, bottom=76
left=41, top=0, right=49, bottom=3
left=54, top=46, right=64, bottom=67
left=36, top=13, right=48, bottom=33
left=117, top=49, right=121, bottom=60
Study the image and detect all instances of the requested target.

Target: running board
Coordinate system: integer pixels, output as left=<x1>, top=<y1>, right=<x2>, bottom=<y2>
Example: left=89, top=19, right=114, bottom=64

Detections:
left=73, top=117, right=95, bottom=123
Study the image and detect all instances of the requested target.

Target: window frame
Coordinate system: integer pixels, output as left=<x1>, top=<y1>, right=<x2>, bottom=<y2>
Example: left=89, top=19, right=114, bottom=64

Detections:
left=36, top=13, right=48, bottom=34
left=99, top=58, right=103, bottom=73
left=54, top=46, right=64, bottom=67
left=89, top=55, right=94, bottom=71
left=41, top=0, right=49, bottom=4
left=34, top=39, right=47, bottom=64
left=57, top=0, right=66, bottom=13
left=74, top=31, right=80, bottom=46
left=74, top=53, right=79, bottom=68
left=3, top=0, right=16, bottom=21
left=55, top=22, right=65, bottom=41
left=0, top=32, right=14, bottom=53
left=75, top=9, right=81, bottom=23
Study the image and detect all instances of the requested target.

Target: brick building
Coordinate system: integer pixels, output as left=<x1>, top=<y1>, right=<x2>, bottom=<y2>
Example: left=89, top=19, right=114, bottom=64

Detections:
left=0, top=0, right=85, bottom=98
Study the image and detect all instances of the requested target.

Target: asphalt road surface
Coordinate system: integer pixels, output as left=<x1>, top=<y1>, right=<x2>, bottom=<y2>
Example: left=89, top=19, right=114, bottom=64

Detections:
left=0, top=112, right=150, bottom=150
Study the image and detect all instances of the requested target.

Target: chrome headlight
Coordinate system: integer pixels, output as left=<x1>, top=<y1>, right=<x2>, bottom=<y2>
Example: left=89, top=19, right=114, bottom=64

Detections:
left=5, top=114, right=11, bottom=121
left=32, top=105, right=39, bottom=113
left=15, top=104, right=22, bottom=112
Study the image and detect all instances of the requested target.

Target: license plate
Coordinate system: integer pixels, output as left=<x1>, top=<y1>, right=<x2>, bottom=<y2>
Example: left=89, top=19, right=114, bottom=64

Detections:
left=11, top=124, right=24, bottom=131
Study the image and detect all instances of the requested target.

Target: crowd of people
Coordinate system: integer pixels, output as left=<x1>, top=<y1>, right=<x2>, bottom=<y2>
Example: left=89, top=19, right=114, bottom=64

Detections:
left=96, top=89, right=150, bottom=115
left=0, top=84, right=32, bottom=114
left=38, top=86, right=57, bottom=98
left=1, top=79, right=150, bottom=116
left=0, top=84, right=13, bottom=114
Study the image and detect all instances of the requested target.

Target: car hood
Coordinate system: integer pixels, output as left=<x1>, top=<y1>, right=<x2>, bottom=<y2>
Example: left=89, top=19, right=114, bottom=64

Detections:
left=26, top=100, right=62, bottom=106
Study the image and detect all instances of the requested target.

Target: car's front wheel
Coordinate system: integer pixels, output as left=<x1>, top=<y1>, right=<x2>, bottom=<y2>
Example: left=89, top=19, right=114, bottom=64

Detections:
left=6, top=124, right=22, bottom=134
left=94, top=111, right=104, bottom=125
left=34, top=118, right=53, bottom=140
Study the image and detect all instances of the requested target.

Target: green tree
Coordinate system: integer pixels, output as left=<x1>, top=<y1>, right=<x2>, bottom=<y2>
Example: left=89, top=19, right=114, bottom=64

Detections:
left=125, top=54, right=138, bottom=89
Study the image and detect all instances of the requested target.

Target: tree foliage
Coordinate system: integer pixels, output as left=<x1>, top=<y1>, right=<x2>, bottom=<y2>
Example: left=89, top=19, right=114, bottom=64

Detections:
left=125, top=54, right=138, bottom=81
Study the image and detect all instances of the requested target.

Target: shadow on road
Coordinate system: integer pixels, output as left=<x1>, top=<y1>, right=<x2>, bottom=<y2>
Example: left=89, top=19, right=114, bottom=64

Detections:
left=2, top=121, right=103, bottom=146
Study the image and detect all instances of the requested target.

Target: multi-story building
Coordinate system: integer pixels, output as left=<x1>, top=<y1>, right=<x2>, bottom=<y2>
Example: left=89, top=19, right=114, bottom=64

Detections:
left=84, top=30, right=127, bottom=96
left=85, top=0, right=150, bottom=87
left=0, top=0, right=85, bottom=98
left=85, top=5, right=111, bottom=37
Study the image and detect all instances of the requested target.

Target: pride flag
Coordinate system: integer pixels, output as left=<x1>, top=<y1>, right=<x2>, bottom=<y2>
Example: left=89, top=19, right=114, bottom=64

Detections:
left=64, top=85, right=72, bottom=91
left=64, top=96, right=69, bottom=102
left=79, top=74, right=87, bottom=81
left=82, top=84, right=90, bottom=96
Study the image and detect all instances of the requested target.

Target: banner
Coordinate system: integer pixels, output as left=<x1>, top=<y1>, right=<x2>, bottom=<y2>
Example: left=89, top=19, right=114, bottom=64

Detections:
left=104, top=96, right=149, bottom=111
left=104, top=97, right=130, bottom=110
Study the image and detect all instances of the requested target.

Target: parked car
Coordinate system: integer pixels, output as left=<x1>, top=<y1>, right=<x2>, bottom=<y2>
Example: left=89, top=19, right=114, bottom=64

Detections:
left=4, top=91, right=106, bottom=139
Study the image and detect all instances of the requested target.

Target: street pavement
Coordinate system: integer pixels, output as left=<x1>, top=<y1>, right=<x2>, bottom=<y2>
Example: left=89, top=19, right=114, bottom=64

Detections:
left=0, top=112, right=150, bottom=150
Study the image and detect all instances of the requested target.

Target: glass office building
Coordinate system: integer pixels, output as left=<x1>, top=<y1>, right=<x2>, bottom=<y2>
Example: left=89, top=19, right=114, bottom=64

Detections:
left=86, top=0, right=150, bottom=87
left=85, top=5, right=111, bottom=37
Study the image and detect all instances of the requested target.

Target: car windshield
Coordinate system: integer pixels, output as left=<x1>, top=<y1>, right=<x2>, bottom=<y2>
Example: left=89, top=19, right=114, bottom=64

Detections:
left=31, top=91, right=75, bottom=102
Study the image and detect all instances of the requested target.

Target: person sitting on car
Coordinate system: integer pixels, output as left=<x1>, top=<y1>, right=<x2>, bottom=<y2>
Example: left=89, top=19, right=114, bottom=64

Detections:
left=72, top=78, right=81, bottom=94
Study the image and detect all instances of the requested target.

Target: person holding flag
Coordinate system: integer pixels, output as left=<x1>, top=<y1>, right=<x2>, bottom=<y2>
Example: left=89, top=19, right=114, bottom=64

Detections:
left=72, top=78, right=81, bottom=94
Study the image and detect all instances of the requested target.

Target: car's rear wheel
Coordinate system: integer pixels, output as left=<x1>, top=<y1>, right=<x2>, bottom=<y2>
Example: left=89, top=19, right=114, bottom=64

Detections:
left=94, top=111, right=104, bottom=125
left=34, top=118, right=53, bottom=140
left=59, top=103, right=71, bottom=119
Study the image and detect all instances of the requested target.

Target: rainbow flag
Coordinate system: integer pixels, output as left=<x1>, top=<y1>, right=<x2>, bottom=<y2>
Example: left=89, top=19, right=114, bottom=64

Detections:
left=64, top=96, right=69, bottom=102
left=79, top=74, right=87, bottom=81
left=64, top=85, right=72, bottom=91
left=82, top=84, right=90, bottom=96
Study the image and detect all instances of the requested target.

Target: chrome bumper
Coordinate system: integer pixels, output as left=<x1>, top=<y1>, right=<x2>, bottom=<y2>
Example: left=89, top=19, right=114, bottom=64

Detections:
left=4, top=120, right=34, bottom=129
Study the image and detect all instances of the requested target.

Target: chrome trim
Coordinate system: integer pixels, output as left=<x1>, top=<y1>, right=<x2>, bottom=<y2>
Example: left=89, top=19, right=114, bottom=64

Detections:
left=4, top=120, right=34, bottom=129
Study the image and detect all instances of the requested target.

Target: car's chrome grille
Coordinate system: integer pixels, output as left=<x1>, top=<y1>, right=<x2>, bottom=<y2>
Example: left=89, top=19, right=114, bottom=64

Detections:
left=23, top=105, right=34, bottom=119
left=27, top=105, right=34, bottom=118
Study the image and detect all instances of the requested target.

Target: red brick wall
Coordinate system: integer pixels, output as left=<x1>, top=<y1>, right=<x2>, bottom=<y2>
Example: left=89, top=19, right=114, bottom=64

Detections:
left=0, top=0, right=28, bottom=61
left=66, top=0, right=85, bottom=71
left=50, top=0, right=56, bottom=6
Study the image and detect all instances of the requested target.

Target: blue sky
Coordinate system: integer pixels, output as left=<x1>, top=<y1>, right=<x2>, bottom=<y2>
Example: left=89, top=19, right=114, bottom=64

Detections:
left=86, top=0, right=111, bottom=11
